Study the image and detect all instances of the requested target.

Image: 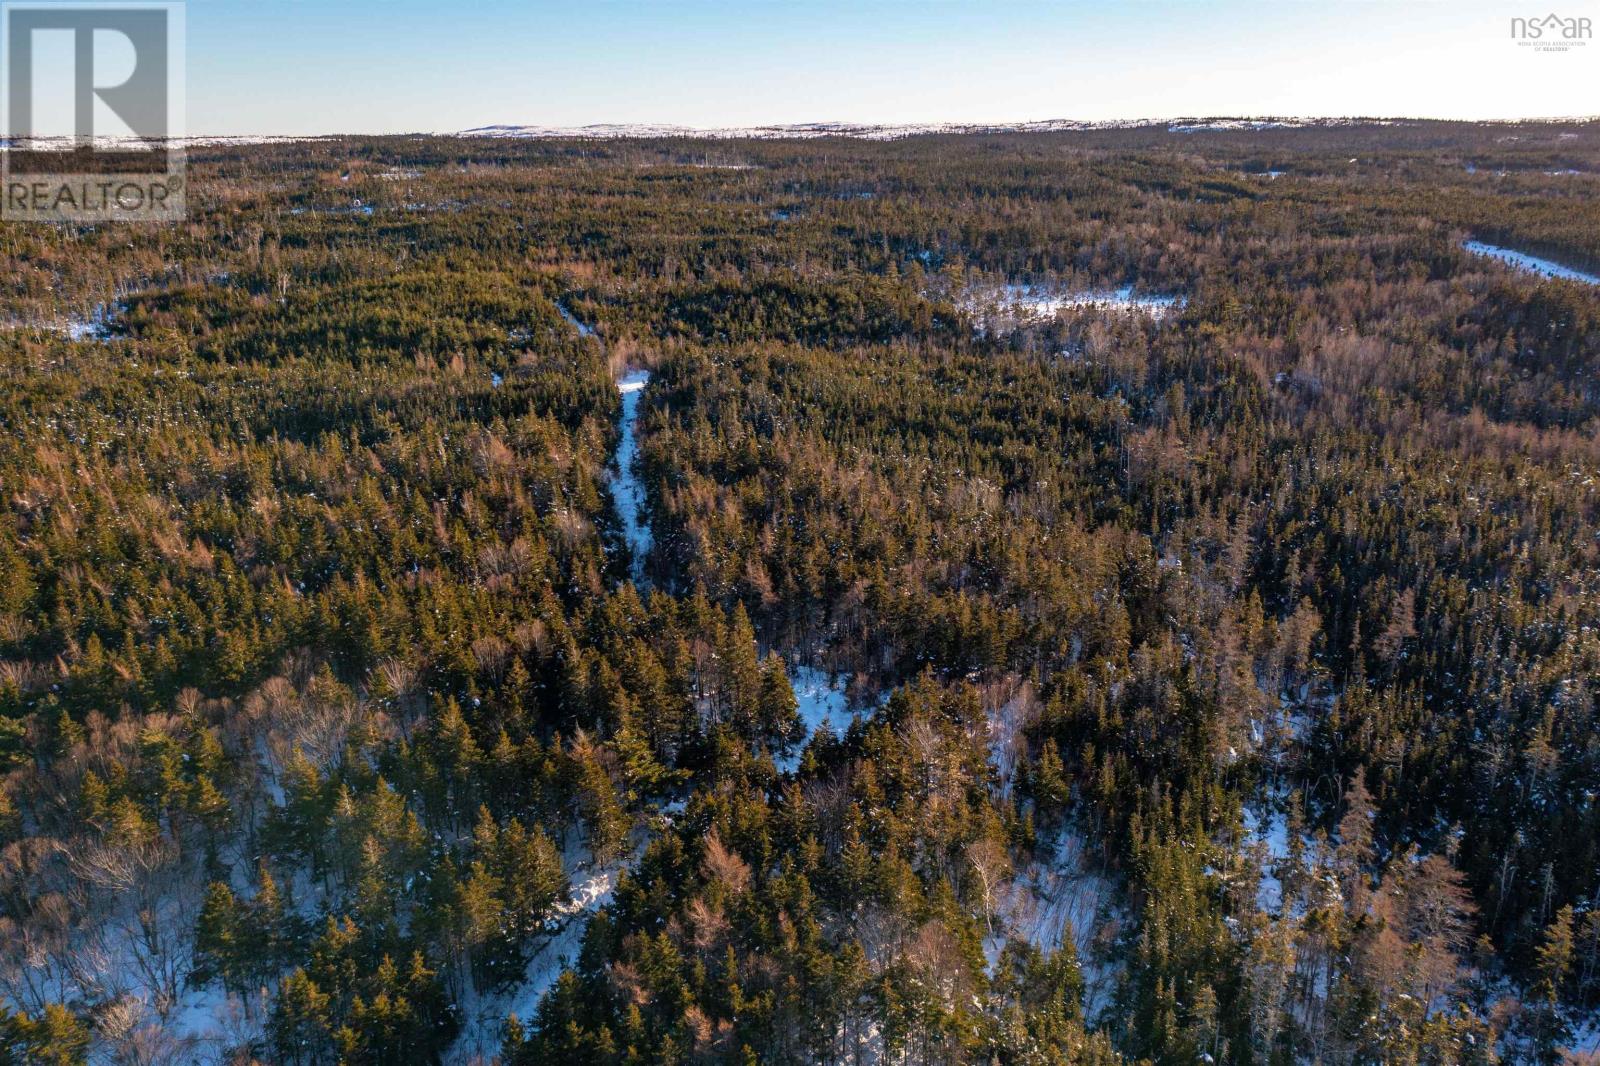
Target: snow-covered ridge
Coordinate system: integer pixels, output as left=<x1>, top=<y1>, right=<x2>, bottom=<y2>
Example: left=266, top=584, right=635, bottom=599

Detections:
left=464, top=120, right=1136, bottom=141
left=2, top=134, right=324, bottom=150
left=10, top=117, right=1586, bottom=149
left=460, top=116, right=1415, bottom=142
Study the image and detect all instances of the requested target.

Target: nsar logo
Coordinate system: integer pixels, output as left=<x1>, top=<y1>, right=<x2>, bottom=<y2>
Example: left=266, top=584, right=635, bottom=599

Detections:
left=1510, top=12, right=1592, bottom=51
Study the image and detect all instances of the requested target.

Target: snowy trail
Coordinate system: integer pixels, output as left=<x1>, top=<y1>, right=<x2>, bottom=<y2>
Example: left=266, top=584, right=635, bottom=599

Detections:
left=615, top=370, right=652, bottom=585
left=447, top=856, right=630, bottom=1064
left=558, top=302, right=596, bottom=337
left=445, top=361, right=657, bottom=1061
left=1463, top=240, right=1600, bottom=285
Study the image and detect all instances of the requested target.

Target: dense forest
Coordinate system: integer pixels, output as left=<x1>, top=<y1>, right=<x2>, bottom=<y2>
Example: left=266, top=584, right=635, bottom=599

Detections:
left=1, top=119, right=1599, bottom=1064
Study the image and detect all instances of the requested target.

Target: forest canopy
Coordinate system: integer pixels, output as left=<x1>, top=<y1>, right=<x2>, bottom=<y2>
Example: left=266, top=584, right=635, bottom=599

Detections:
left=1, top=119, right=1599, bottom=1065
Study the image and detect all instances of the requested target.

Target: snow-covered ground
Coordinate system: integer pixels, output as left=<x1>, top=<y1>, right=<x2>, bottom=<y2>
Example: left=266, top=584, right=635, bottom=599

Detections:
left=2, top=304, right=119, bottom=341
left=790, top=666, right=869, bottom=736
left=65, top=304, right=117, bottom=340
left=1240, top=802, right=1292, bottom=914
left=286, top=202, right=374, bottom=217
left=614, top=370, right=652, bottom=585
left=0, top=868, right=259, bottom=1066
left=1463, top=240, right=1600, bottom=285
left=163, top=983, right=244, bottom=1065
left=447, top=849, right=631, bottom=1064
left=994, top=825, right=1124, bottom=1020
left=984, top=683, right=1041, bottom=804
left=1567, top=1010, right=1600, bottom=1058
left=773, top=667, right=881, bottom=773
left=961, top=283, right=1183, bottom=334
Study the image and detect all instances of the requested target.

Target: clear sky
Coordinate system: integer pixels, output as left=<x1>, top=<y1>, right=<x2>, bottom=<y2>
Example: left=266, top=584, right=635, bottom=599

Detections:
left=183, top=0, right=1600, bottom=135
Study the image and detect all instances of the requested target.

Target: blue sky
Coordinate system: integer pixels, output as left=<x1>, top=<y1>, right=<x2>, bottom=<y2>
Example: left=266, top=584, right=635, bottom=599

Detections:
left=184, top=0, right=1600, bottom=134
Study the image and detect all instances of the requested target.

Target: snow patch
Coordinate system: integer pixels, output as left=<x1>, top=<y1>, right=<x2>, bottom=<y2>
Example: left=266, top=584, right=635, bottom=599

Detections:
left=3, top=303, right=121, bottom=341
left=66, top=304, right=118, bottom=341
left=447, top=851, right=630, bottom=1064
left=960, top=283, right=1183, bottom=334
left=997, top=825, right=1124, bottom=1021
left=775, top=667, right=881, bottom=774
left=1241, top=803, right=1291, bottom=914
left=558, top=303, right=596, bottom=337
left=1463, top=240, right=1600, bottom=285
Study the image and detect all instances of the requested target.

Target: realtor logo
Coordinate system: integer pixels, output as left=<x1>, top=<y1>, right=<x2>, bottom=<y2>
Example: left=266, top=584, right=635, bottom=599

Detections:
left=2, top=1, right=184, bottom=222
left=1510, top=12, right=1591, bottom=51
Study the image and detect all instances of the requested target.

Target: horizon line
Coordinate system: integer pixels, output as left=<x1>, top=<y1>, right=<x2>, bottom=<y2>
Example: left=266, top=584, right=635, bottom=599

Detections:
left=164, top=114, right=1600, bottom=141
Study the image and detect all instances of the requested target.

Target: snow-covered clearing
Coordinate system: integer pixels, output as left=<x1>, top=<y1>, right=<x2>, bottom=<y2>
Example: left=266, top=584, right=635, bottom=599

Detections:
left=65, top=304, right=117, bottom=341
left=1463, top=240, right=1600, bottom=285
left=792, top=666, right=876, bottom=737
left=164, top=983, right=247, bottom=1062
left=961, top=283, right=1183, bottom=334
